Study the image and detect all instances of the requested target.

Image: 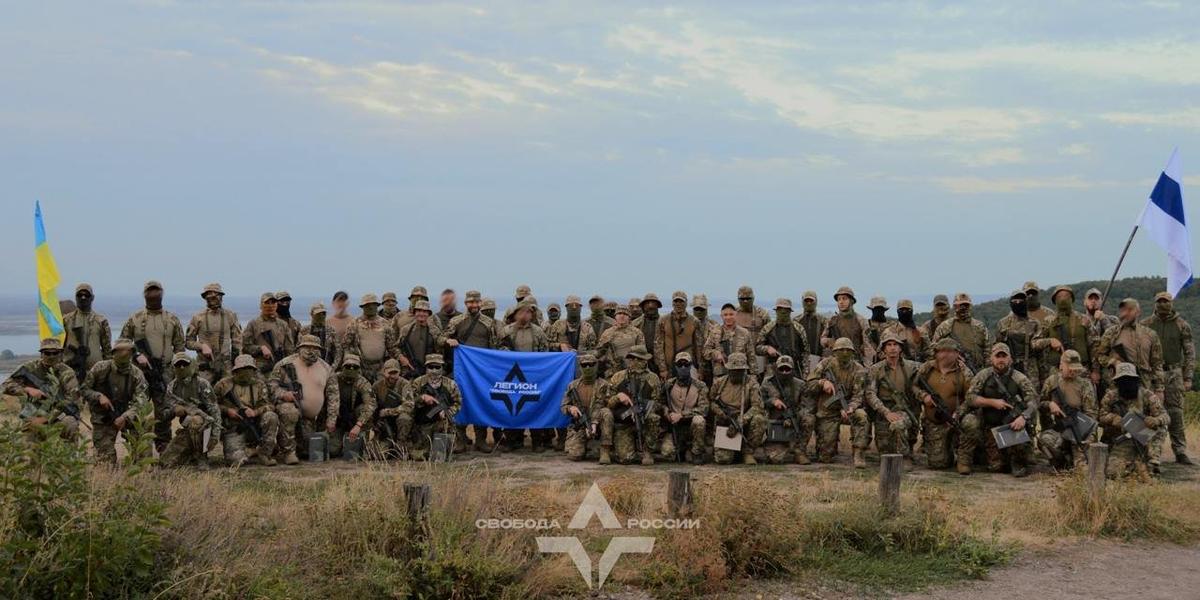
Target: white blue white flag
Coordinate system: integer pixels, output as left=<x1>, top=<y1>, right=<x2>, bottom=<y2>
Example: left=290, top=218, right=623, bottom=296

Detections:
left=1137, top=148, right=1193, bottom=298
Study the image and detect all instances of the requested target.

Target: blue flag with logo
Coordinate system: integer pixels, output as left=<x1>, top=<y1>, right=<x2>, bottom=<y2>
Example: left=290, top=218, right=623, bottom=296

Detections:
left=453, top=346, right=575, bottom=429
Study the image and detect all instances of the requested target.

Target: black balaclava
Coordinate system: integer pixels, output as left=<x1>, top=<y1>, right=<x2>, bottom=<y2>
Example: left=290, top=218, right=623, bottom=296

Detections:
left=897, top=308, right=914, bottom=326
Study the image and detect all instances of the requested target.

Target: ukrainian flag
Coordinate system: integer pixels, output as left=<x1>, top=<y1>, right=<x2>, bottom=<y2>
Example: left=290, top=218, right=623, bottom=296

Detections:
left=34, top=201, right=65, bottom=341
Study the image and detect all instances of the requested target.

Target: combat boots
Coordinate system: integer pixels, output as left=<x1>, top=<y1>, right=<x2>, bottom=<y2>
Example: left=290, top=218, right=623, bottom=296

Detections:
left=599, top=447, right=612, bottom=465
left=641, top=450, right=654, bottom=466
left=283, top=451, right=300, bottom=465
left=956, top=461, right=972, bottom=475
left=742, top=452, right=757, bottom=465
left=256, top=453, right=277, bottom=467
left=691, top=451, right=704, bottom=465
left=852, top=448, right=866, bottom=469
left=1177, top=452, right=1194, bottom=465
left=794, top=451, right=811, bottom=465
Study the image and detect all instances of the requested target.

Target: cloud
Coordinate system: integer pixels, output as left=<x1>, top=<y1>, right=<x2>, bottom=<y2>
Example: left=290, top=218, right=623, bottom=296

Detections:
left=1100, top=108, right=1200, bottom=129
left=929, top=174, right=1117, bottom=194
left=954, top=147, right=1027, bottom=167
left=1059, top=143, right=1092, bottom=156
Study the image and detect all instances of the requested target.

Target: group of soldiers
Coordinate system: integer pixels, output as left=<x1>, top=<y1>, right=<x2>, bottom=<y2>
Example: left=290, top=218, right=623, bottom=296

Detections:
left=3, top=280, right=1192, bottom=479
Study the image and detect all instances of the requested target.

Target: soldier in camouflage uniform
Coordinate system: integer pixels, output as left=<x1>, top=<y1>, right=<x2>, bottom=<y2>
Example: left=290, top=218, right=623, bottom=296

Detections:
left=821, top=286, right=875, bottom=364
left=603, top=345, right=662, bottom=465
left=692, top=294, right=717, bottom=384
left=914, top=338, right=971, bottom=471
left=214, top=354, right=280, bottom=466
left=186, top=283, right=242, bottom=384
left=546, top=303, right=561, bottom=326
left=734, top=286, right=771, bottom=374
left=865, top=331, right=920, bottom=464
left=1141, top=291, right=1194, bottom=464
left=660, top=351, right=709, bottom=464
left=241, top=292, right=294, bottom=376
left=632, top=293, right=663, bottom=374
left=757, top=298, right=809, bottom=379
left=1035, top=286, right=1100, bottom=414
left=794, top=290, right=828, bottom=370
left=604, top=301, right=618, bottom=319
left=275, top=291, right=302, bottom=344
left=2, top=338, right=82, bottom=441
left=596, top=306, right=645, bottom=378
left=393, top=286, right=438, bottom=331
left=808, top=338, right=870, bottom=467
left=561, top=352, right=609, bottom=462
left=301, top=302, right=342, bottom=367
left=325, top=354, right=376, bottom=458
left=933, top=293, right=991, bottom=372
left=396, top=354, right=461, bottom=460
left=1021, top=282, right=1053, bottom=324
left=371, top=359, right=412, bottom=457
left=1084, top=288, right=1120, bottom=340
left=548, top=295, right=597, bottom=353
left=267, top=334, right=335, bottom=463
left=1098, top=297, right=1167, bottom=469
left=443, top=290, right=498, bottom=452
left=865, top=296, right=894, bottom=354
left=81, top=338, right=151, bottom=464
left=1100, top=362, right=1168, bottom=478
left=327, top=290, right=354, bottom=347
left=1037, top=350, right=1097, bottom=470
left=960, top=344, right=1039, bottom=477
left=655, top=291, right=703, bottom=383
left=160, top=353, right=221, bottom=469
left=761, top=355, right=811, bottom=464
left=394, top=299, right=442, bottom=379
left=704, top=303, right=753, bottom=379
left=709, top=352, right=765, bottom=465
left=504, top=284, right=545, bottom=325
left=588, top=295, right=616, bottom=340
left=482, top=298, right=507, bottom=340
left=919, top=294, right=951, bottom=351
left=627, top=297, right=643, bottom=321
left=345, top=293, right=400, bottom=382
left=995, top=289, right=1044, bottom=389
left=380, top=291, right=400, bottom=320
left=889, top=299, right=928, bottom=362
left=498, top=301, right=551, bottom=451
left=63, top=283, right=112, bottom=382
left=120, top=280, right=185, bottom=453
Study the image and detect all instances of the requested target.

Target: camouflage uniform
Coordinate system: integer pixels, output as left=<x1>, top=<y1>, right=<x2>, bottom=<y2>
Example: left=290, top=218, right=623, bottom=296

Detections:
left=1033, top=287, right=1099, bottom=381
left=81, top=339, right=151, bottom=465
left=300, top=303, right=343, bottom=368
left=380, top=291, right=400, bottom=321
left=1022, top=281, right=1055, bottom=324
left=756, top=298, right=810, bottom=379
left=1097, top=305, right=1164, bottom=391
left=995, top=290, right=1045, bottom=388
left=214, top=356, right=282, bottom=465
left=918, top=294, right=951, bottom=358
left=266, top=336, right=337, bottom=462
left=120, top=281, right=185, bottom=452
left=346, top=294, right=400, bottom=382
left=761, top=355, right=811, bottom=464
left=889, top=299, right=928, bottom=363
left=62, top=283, right=112, bottom=381
left=371, top=359, right=413, bottom=456
left=601, top=346, right=662, bottom=465
left=394, top=300, right=443, bottom=378
left=396, top=355, right=461, bottom=460
left=703, top=322, right=753, bottom=378
left=960, top=347, right=1039, bottom=476
left=1099, top=363, right=1169, bottom=478
left=275, top=291, right=303, bottom=344
left=1085, top=288, right=1120, bottom=341
left=659, top=352, right=709, bottom=463
left=1140, top=291, right=1194, bottom=462
left=913, top=338, right=971, bottom=470
left=160, top=353, right=222, bottom=468
left=441, top=291, right=498, bottom=452
left=503, top=284, right=545, bottom=326
left=632, top=293, right=663, bottom=374
left=561, top=353, right=611, bottom=461
left=864, top=296, right=895, bottom=356
left=548, top=307, right=597, bottom=353
left=793, top=290, right=828, bottom=369
left=595, top=310, right=645, bottom=376
left=1037, top=352, right=1098, bottom=470
left=1, top=339, right=83, bottom=441
left=587, top=295, right=617, bottom=341
left=932, top=293, right=991, bottom=372
left=186, top=283, right=242, bottom=383
left=821, top=287, right=876, bottom=364
left=393, top=286, right=445, bottom=331
left=709, top=352, right=765, bottom=465
left=865, top=333, right=921, bottom=459
left=655, top=291, right=703, bottom=381
left=692, top=294, right=718, bottom=383
left=807, top=339, right=870, bottom=465
left=241, top=293, right=295, bottom=376
left=327, top=358, right=377, bottom=459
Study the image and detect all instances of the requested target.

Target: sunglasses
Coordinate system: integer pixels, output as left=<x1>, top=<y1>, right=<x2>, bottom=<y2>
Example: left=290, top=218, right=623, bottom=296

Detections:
left=675, top=362, right=691, bottom=368
left=427, top=365, right=443, bottom=371
left=778, top=368, right=793, bottom=374
left=343, top=365, right=360, bottom=370
left=40, top=350, right=62, bottom=356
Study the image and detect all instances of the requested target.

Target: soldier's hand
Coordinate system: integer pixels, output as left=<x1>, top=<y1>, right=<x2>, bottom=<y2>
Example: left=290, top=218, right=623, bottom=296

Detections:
left=560, top=343, right=571, bottom=352
left=400, top=356, right=413, bottom=369
left=821, top=380, right=835, bottom=395
left=568, top=406, right=581, bottom=418
left=1090, top=370, right=1100, bottom=385
left=1143, top=416, right=1161, bottom=429
left=617, top=392, right=632, bottom=406
left=766, top=347, right=778, bottom=357
left=137, top=354, right=150, bottom=367
left=1049, top=402, right=1064, bottom=418
left=226, top=408, right=241, bottom=420
left=714, top=352, right=726, bottom=364
left=24, top=386, right=45, bottom=399
left=668, top=411, right=681, bottom=424
left=282, top=391, right=297, bottom=403
left=885, top=411, right=902, bottom=423
left=98, top=394, right=113, bottom=411
left=422, top=394, right=436, bottom=405
left=725, top=426, right=738, bottom=438
left=260, top=345, right=273, bottom=360
left=840, top=409, right=850, bottom=422
left=1010, top=415, right=1026, bottom=431
left=173, top=405, right=187, bottom=418
left=349, top=424, right=361, bottom=441
left=326, top=423, right=336, bottom=433
left=447, top=339, right=460, bottom=348
left=244, top=408, right=257, bottom=418
left=200, top=343, right=213, bottom=359
left=114, top=416, right=127, bottom=430
left=921, top=393, right=934, bottom=408
left=993, top=399, right=1013, bottom=411
left=772, top=399, right=785, bottom=411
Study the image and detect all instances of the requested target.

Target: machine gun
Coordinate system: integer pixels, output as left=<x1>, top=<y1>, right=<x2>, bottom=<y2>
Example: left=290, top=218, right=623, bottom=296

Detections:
left=133, top=338, right=167, bottom=397
left=1052, top=387, right=1097, bottom=444
left=916, top=375, right=960, bottom=431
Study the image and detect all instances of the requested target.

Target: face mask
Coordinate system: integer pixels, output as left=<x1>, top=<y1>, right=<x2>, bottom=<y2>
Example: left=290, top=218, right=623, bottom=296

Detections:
left=77, top=294, right=94, bottom=311
left=1055, top=297, right=1072, bottom=312
left=339, top=368, right=359, bottom=381
left=567, top=307, right=581, bottom=321
left=693, top=309, right=707, bottom=321
left=278, top=302, right=292, bottom=320
left=145, top=291, right=163, bottom=311
left=548, top=312, right=560, bottom=322
left=174, top=365, right=190, bottom=379
left=483, top=309, right=496, bottom=319
left=581, top=365, right=597, bottom=381
left=1026, top=295, right=1041, bottom=311
left=205, top=295, right=221, bottom=310
left=300, top=348, right=319, bottom=364
left=835, top=352, right=853, bottom=367
left=590, top=308, right=605, bottom=320
left=934, top=305, right=949, bottom=319
left=628, top=358, right=647, bottom=371
left=897, top=308, right=914, bottom=325
left=233, top=371, right=255, bottom=386
left=803, top=302, right=816, bottom=315
left=1116, top=378, right=1139, bottom=399
left=955, top=305, right=970, bottom=320
left=738, top=298, right=753, bottom=311
left=675, top=364, right=692, bottom=382
left=312, top=314, right=326, bottom=327
left=1010, top=301, right=1027, bottom=317
left=427, top=366, right=443, bottom=383
left=777, top=368, right=794, bottom=380
left=729, top=371, right=745, bottom=384
left=41, top=353, right=62, bottom=368
left=870, top=307, right=887, bottom=322
left=362, top=305, right=378, bottom=318
left=113, top=353, right=132, bottom=370
left=776, top=309, right=791, bottom=323
left=1156, top=302, right=1173, bottom=317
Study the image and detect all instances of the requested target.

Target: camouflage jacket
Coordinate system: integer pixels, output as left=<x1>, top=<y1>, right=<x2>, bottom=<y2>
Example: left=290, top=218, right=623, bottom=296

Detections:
left=631, top=315, right=661, bottom=359
left=1097, top=321, right=1164, bottom=392
left=756, top=318, right=809, bottom=370
left=442, top=312, right=497, bottom=349
left=587, top=314, right=617, bottom=341
left=734, top=305, right=771, bottom=344
left=1040, top=372, right=1098, bottom=428
left=793, top=312, right=828, bottom=359
left=393, top=309, right=445, bottom=333
left=2, top=359, right=80, bottom=420
left=604, top=368, right=662, bottom=413
left=242, top=315, right=296, bottom=373
left=994, top=314, right=1043, bottom=378
left=964, top=367, right=1039, bottom=423
left=120, top=308, right=185, bottom=363
left=662, top=378, right=709, bottom=419
left=1087, top=311, right=1120, bottom=341
left=548, top=319, right=597, bottom=352
left=299, top=323, right=343, bottom=367
left=373, top=377, right=414, bottom=419
left=914, top=360, right=972, bottom=420
left=213, top=375, right=274, bottom=431
left=403, top=375, right=461, bottom=424
left=821, top=311, right=876, bottom=363
left=562, top=378, right=612, bottom=419
left=83, top=360, right=149, bottom=423
left=702, top=325, right=753, bottom=377
left=346, top=316, right=402, bottom=365
left=394, top=321, right=442, bottom=372
left=866, top=318, right=895, bottom=352
left=709, top=375, right=763, bottom=418
left=63, top=309, right=112, bottom=375
left=332, top=374, right=378, bottom=429
left=186, top=307, right=243, bottom=371
left=866, top=358, right=922, bottom=416
left=1141, top=312, right=1195, bottom=382
left=761, top=374, right=808, bottom=420
left=655, top=313, right=703, bottom=378
left=595, top=324, right=645, bottom=371
left=1033, top=310, right=1097, bottom=373
left=807, top=356, right=868, bottom=418
left=885, top=322, right=929, bottom=363
left=933, top=317, right=992, bottom=371
left=1099, top=387, right=1165, bottom=432
left=499, top=323, right=549, bottom=352
left=166, top=374, right=221, bottom=433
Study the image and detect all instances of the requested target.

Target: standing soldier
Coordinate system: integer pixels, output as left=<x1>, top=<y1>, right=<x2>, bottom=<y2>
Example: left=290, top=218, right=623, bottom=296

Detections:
left=1141, top=291, right=1194, bottom=465
left=808, top=339, right=870, bottom=467
left=995, top=290, right=1043, bottom=389
left=327, top=291, right=354, bottom=347
left=546, top=303, right=562, bottom=327
left=393, top=299, right=441, bottom=380
left=734, top=286, right=771, bottom=373
left=960, top=343, right=1039, bottom=477
left=1035, top=286, right=1100, bottom=389
left=865, top=296, right=894, bottom=353
left=160, top=353, right=221, bottom=469
left=2, top=338, right=82, bottom=441
left=595, top=306, right=645, bottom=378
left=186, top=283, right=241, bottom=384
left=214, top=354, right=280, bottom=466
left=632, top=293, right=663, bottom=374
left=393, top=286, right=434, bottom=331
left=81, top=338, right=150, bottom=464
left=242, top=293, right=295, bottom=377
left=301, top=302, right=342, bottom=367
left=275, top=291, right=302, bottom=344
left=380, top=292, right=401, bottom=320
left=604, top=301, right=618, bottom=319
left=604, top=345, right=662, bottom=465
left=561, top=352, right=610, bottom=462
left=890, top=299, right=927, bottom=362
left=693, top=294, right=718, bottom=383
left=267, top=335, right=335, bottom=464
left=505, top=285, right=545, bottom=325
left=443, top=290, right=498, bottom=452
left=704, top=303, right=753, bottom=380
left=482, top=298, right=507, bottom=340
left=865, top=331, right=920, bottom=467
left=627, top=297, right=643, bottom=321
left=1084, top=288, right=1120, bottom=340
left=933, top=293, right=991, bottom=372
left=821, top=287, right=875, bottom=364
left=548, top=295, right=597, bottom=354
left=499, top=301, right=551, bottom=451
left=63, top=283, right=112, bottom=382
left=120, top=280, right=185, bottom=453
left=327, top=354, right=376, bottom=458
left=588, top=295, right=616, bottom=340
left=757, top=298, right=809, bottom=379
left=1022, top=282, right=1054, bottom=324
left=709, top=352, right=765, bottom=465
left=1038, top=350, right=1097, bottom=470
left=914, top=338, right=971, bottom=472
left=655, top=291, right=703, bottom=383
left=794, top=290, right=827, bottom=370
left=345, top=293, right=400, bottom=382
left=660, top=351, right=709, bottom=464
left=371, top=359, right=412, bottom=456
left=1100, top=362, right=1168, bottom=478
left=437, top=289, right=462, bottom=331
left=761, top=355, right=811, bottom=464
left=1098, top=298, right=1166, bottom=470
left=919, top=294, right=952, bottom=347
left=396, top=354, right=460, bottom=460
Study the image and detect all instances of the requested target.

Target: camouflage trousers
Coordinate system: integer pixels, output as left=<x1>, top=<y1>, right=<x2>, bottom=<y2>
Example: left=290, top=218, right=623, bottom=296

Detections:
left=871, top=412, right=913, bottom=457
left=1107, top=436, right=1153, bottom=478
left=959, top=414, right=1034, bottom=472
left=763, top=413, right=814, bottom=464
left=814, top=415, right=844, bottom=462
left=221, top=409, right=284, bottom=463
left=658, top=415, right=707, bottom=462
left=848, top=408, right=872, bottom=450
left=563, top=427, right=593, bottom=461
left=92, top=415, right=152, bottom=466
left=160, top=414, right=213, bottom=467
left=921, top=418, right=957, bottom=469
left=1163, top=368, right=1189, bottom=457
left=713, top=412, right=765, bottom=465
left=1036, top=429, right=1086, bottom=470
left=396, top=416, right=454, bottom=460
left=151, top=391, right=174, bottom=454
left=22, top=414, right=79, bottom=443
left=606, top=412, right=662, bottom=464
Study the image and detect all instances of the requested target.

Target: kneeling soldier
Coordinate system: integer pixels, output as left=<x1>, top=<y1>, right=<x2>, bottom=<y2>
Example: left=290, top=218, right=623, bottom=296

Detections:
left=961, top=343, right=1039, bottom=477
left=328, top=354, right=376, bottom=458
left=762, top=355, right=811, bottom=465
left=82, top=338, right=152, bottom=465
left=371, top=359, right=412, bottom=457
left=661, top=352, right=709, bottom=464
left=2, top=338, right=83, bottom=442
left=160, top=352, right=221, bottom=468
left=1038, top=350, right=1098, bottom=470
left=865, top=331, right=920, bottom=466
left=604, top=345, right=662, bottom=465
left=1100, top=362, right=1168, bottom=479
left=807, top=338, right=869, bottom=466
left=710, top=352, right=765, bottom=465
left=397, top=353, right=461, bottom=460
left=914, top=338, right=971, bottom=471
left=215, top=354, right=280, bottom=466
left=561, top=352, right=610, bottom=462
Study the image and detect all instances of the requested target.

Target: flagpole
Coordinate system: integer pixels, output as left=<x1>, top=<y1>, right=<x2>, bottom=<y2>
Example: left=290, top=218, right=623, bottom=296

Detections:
left=1100, top=225, right=1139, bottom=311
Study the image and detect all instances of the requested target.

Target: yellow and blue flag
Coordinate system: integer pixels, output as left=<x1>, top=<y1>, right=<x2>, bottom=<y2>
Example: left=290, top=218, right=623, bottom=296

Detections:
left=34, top=201, right=65, bottom=341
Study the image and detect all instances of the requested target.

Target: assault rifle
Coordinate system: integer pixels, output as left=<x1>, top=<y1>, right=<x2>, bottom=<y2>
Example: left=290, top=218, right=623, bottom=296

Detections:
left=226, top=391, right=262, bottom=444
left=68, top=323, right=89, bottom=375
left=11, top=365, right=80, bottom=421
left=821, top=367, right=849, bottom=413
left=763, top=381, right=801, bottom=443
left=1052, top=387, right=1097, bottom=444
left=133, top=339, right=167, bottom=397
left=617, top=375, right=653, bottom=452
left=420, top=383, right=451, bottom=422
left=568, top=388, right=596, bottom=440
left=376, top=387, right=404, bottom=439
left=916, top=376, right=960, bottom=431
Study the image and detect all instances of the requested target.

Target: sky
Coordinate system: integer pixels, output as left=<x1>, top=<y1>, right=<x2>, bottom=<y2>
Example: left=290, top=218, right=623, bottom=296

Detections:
left=2, top=1, right=1198, bottom=305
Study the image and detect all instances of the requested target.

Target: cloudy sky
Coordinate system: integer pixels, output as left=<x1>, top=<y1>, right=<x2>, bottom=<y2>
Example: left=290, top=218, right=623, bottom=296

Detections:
left=1, top=1, right=1196, bottom=305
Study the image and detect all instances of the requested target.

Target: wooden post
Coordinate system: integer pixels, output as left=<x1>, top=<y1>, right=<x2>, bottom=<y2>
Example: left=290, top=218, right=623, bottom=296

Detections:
left=879, top=454, right=903, bottom=516
left=404, top=483, right=432, bottom=558
left=667, top=471, right=693, bottom=518
left=1087, top=443, right=1109, bottom=500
